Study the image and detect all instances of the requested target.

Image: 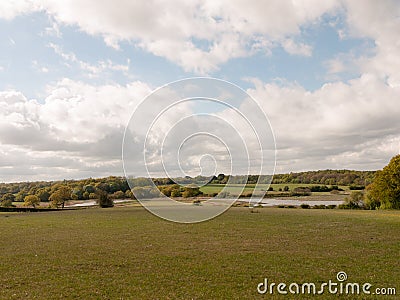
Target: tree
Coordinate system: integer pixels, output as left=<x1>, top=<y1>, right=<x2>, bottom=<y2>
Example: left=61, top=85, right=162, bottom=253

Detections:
left=36, top=188, right=50, bottom=202
left=365, top=155, right=400, bottom=209
left=96, top=190, right=114, bottom=208
left=112, top=191, right=125, bottom=199
left=171, top=189, right=182, bottom=197
left=82, top=191, right=90, bottom=200
left=341, top=191, right=364, bottom=209
left=15, top=190, right=27, bottom=202
left=1, top=193, right=15, bottom=207
left=71, top=188, right=83, bottom=200
left=24, top=195, right=40, bottom=208
left=132, top=186, right=160, bottom=199
left=125, top=190, right=134, bottom=199
left=182, top=187, right=202, bottom=198
left=83, top=185, right=96, bottom=194
left=49, top=186, right=71, bottom=209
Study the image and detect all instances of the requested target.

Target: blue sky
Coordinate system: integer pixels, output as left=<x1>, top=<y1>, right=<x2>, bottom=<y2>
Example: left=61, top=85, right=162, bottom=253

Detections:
left=0, top=0, right=399, bottom=182
left=0, top=10, right=374, bottom=97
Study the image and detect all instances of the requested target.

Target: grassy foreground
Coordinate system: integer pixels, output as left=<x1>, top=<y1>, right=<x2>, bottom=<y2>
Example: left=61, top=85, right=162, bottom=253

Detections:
left=0, top=207, right=399, bottom=299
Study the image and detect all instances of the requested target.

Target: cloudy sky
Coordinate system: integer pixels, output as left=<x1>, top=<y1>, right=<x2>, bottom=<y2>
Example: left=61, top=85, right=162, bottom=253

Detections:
left=0, top=0, right=399, bottom=182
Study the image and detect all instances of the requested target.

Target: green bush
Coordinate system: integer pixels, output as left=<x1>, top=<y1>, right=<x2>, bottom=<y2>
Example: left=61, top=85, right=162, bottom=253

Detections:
left=300, top=203, right=310, bottom=209
left=342, top=191, right=364, bottom=209
left=349, top=185, right=365, bottom=190
left=182, top=187, right=202, bottom=198
left=1, top=193, right=15, bottom=207
left=96, top=190, right=114, bottom=208
left=171, top=189, right=182, bottom=197
left=313, top=205, right=326, bottom=209
left=291, top=187, right=312, bottom=196
left=132, top=186, right=161, bottom=199
left=239, top=193, right=252, bottom=198
left=112, top=191, right=125, bottom=199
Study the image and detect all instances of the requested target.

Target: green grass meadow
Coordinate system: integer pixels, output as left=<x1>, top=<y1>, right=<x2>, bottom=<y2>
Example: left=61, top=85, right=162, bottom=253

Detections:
left=0, top=207, right=399, bottom=299
left=199, top=183, right=350, bottom=196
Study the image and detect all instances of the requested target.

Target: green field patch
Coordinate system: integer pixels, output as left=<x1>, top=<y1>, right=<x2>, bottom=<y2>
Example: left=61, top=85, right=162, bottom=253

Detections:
left=0, top=207, right=398, bottom=299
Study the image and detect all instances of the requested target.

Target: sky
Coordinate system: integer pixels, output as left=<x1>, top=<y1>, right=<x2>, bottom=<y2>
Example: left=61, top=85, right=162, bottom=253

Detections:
left=0, top=0, right=399, bottom=182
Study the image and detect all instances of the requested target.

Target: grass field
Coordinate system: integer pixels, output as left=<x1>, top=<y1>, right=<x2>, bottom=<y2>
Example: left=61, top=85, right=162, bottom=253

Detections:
left=0, top=207, right=398, bottom=299
left=199, top=183, right=350, bottom=195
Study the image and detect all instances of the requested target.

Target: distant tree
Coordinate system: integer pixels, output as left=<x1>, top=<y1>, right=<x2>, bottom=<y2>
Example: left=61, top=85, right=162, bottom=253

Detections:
left=49, top=186, right=72, bottom=209
left=83, top=185, right=96, bottom=194
left=365, top=155, right=400, bottom=209
left=36, top=188, right=50, bottom=202
left=128, top=177, right=153, bottom=187
left=82, top=191, right=90, bottom=200
left=182, top=187, right=202, bottom=198
left=2, top=193, right=15, bottom=202
left=24, top=195, right=40, bottom=208
left=95, top=182, right=110, bottom=193
left=132, top=186, right=161, bottom=199
left=1, top=193, right=15, bottom=207
left=292, top=187, right=311, bottom=196
left=71, top=188, right=84, bottom=200
left=15, top=190, right=27, bottom=202
left=171, top=189, right=182, bottom=197
left=96, top=190, right=114, bottom=208
left=112, top=191, right=125, bottom=199
left=125, top=190, right=134, bottom=199
left=283, top=186, right=289, bottom=192
left=341, top=191, right=364, bottom=209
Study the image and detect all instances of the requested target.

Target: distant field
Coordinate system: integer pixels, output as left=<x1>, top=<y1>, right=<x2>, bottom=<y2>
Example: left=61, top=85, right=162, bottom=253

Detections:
left=0, top=207, right=398, bottom=299
left=200, top=183, right=350, bottom=195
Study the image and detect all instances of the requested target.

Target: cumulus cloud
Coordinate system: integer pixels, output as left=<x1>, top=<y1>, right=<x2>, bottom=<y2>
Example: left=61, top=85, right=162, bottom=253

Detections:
left=0, top=80, right=151, bottom=181
left=247, top=73, right=400, bottom=172
left=0, top=75, right=399, bottom=181
left=0, top=0, right=340, bottom=74
left=337, top=0, right=400, bottom=86
left=281, top=39, right=312, bottom=57
left=0, top=0, right=399, bottom=181
left=0, top=0, right=36, bottom=20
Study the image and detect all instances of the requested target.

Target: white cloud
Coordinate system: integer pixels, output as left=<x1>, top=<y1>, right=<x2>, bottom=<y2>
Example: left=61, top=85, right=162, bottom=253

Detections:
left=281, top=39, right=313, bottom=57
left=247, top=73, right=400, bottom=172
left=48, top=43, right=130, bottom=77
left=0, top=0, right=399, bottom=181
left=342, top=0, right=400, bottom=86
left=2, top=0, right=398, bottom=80
left=0, top=0, right=36, bottom=20
left=0, top=80, right=151, bottom=181
left=0, top=0, right=340, bottom=74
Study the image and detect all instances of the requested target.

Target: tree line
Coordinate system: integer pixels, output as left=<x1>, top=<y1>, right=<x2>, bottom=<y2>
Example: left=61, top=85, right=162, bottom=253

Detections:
left=1, top=166, right=398, bottom=210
